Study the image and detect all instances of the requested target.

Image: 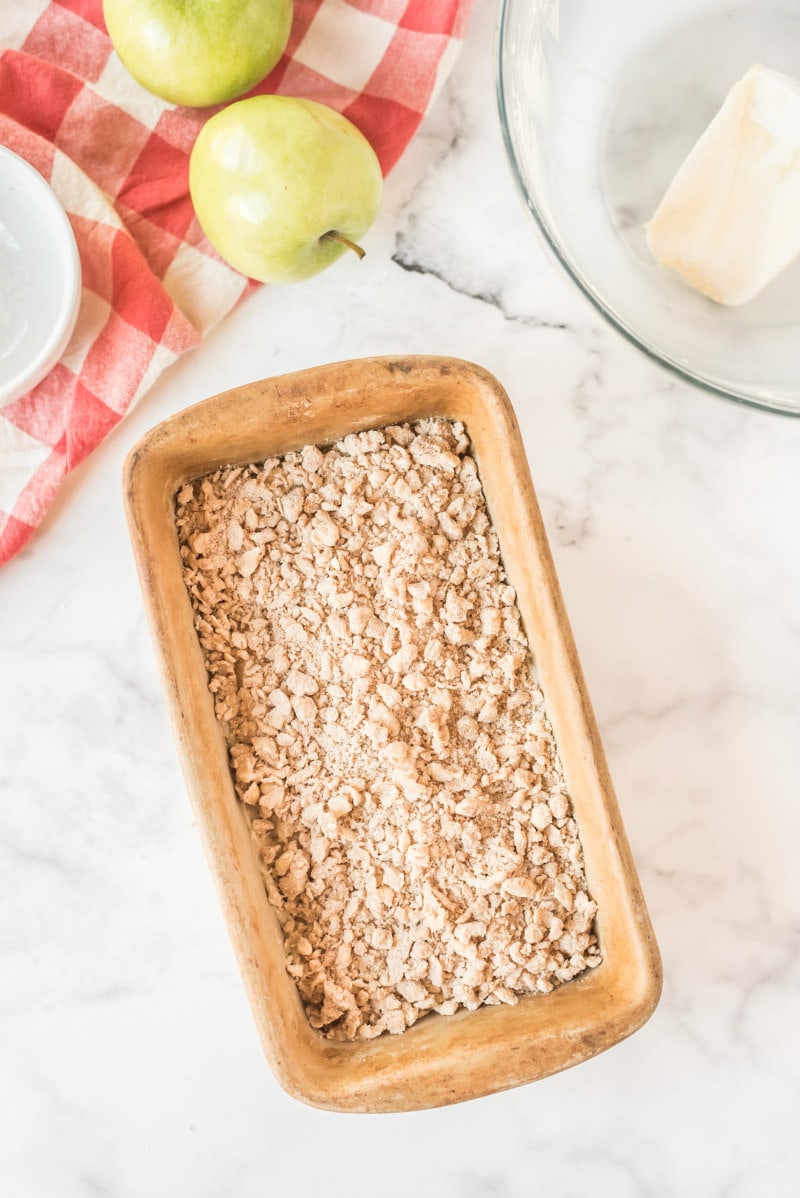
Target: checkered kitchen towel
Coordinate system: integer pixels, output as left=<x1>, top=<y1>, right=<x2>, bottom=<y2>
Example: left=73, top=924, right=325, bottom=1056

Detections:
left=0, top=0, right=470, bottom=567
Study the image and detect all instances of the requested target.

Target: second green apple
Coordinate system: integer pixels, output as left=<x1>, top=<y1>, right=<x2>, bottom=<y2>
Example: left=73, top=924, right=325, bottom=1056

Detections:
left=189, top=96, right=383, bottom=284
left=103, top=0, right=293, bottom=107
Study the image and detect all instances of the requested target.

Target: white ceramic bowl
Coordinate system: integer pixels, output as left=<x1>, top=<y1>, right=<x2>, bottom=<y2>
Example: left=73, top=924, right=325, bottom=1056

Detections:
left=0, top=145, right=82, bottom=409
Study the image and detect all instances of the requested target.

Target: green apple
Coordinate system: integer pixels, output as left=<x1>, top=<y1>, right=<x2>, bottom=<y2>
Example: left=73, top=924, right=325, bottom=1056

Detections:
left=189, top=95, right=383, bottom=283
left=103, top=0, right=293, bottom=107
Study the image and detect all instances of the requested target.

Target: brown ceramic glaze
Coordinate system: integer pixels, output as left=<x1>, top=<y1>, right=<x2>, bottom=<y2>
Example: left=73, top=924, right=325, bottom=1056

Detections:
left=123, top=355, right=661, bottom=1112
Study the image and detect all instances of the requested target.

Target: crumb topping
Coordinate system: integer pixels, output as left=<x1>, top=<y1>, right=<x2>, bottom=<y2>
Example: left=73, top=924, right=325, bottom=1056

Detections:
left=176, top=419, right=600, bottom=1040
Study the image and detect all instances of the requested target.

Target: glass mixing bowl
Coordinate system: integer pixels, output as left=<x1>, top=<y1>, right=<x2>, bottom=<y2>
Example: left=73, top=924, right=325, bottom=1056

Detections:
left=496, top=0, right=800, bottom=415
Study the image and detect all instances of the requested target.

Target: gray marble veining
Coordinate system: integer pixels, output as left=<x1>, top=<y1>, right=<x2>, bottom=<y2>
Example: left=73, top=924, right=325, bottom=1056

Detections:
left=1, top=1, right=799, bottom=1194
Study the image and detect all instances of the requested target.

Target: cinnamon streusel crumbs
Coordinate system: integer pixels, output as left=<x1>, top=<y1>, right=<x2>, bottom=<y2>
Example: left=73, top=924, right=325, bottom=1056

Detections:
left=176, top=419, right=600, bottom=1040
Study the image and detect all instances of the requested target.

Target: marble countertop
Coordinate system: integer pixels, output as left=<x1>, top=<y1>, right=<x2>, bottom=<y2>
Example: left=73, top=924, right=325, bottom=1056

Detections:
left=3, top=3, right=799, bottom=1195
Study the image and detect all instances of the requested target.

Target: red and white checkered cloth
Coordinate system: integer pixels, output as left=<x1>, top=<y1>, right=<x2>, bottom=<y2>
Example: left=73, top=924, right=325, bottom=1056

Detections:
left=0, top=0, right=470, bottom=567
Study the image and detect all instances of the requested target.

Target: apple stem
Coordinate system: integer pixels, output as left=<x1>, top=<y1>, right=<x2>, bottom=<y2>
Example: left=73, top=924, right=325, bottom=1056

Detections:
left=322, top=231, right=366, bottom=260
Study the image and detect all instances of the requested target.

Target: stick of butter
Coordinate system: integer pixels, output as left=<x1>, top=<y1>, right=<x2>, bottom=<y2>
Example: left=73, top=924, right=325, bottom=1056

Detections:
left=646, top=65, right=800, bottom=306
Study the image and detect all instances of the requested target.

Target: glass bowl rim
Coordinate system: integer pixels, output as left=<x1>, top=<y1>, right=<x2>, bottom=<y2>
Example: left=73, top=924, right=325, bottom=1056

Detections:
left=494, top=0, right=800, bottom=419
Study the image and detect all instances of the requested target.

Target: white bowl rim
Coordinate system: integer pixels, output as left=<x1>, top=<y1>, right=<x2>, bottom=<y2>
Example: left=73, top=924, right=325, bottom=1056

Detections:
left=0, top=144, right=82, bottom=408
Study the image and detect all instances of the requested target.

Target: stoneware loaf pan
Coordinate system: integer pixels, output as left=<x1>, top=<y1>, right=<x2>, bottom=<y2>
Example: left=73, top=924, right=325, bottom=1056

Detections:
left=123, top=355, right=661, bottom=1112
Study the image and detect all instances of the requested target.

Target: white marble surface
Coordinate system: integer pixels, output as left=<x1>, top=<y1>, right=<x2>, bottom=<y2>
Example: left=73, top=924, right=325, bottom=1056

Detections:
left=3, top=2, right=800, bottom=1194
